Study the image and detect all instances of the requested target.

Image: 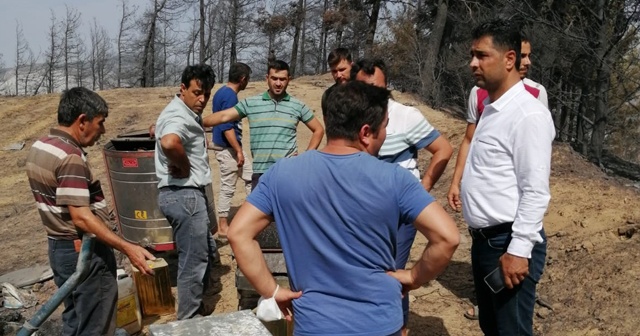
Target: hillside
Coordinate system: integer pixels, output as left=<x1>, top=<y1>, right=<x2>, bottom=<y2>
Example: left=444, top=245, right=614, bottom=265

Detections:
left=0, top=74, right=639, bottom=335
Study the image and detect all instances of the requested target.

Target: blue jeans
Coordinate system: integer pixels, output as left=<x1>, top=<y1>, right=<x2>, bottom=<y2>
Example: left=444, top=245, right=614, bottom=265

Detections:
left=395, top=222, right=417, bottom=326
left=158, top=186, right=218, bottom=320
left=48, top=238, right=117, bottom=336
left=471, top=229, right=547, bottom=336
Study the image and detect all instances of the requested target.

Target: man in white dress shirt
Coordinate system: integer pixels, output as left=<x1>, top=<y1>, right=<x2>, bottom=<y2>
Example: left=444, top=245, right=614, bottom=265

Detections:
left=461, top=19, right=554, bottom=335
left=449, top=33, right=549, bottom=214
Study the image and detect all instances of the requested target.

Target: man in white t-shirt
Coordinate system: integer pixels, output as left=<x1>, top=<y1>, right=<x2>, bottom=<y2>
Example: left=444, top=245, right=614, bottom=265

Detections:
left=353, top=58, right=452, bottom=336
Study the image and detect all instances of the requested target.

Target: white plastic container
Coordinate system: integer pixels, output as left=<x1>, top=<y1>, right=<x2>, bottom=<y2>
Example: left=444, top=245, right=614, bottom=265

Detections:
left=116, top=269, right=142, bottom=335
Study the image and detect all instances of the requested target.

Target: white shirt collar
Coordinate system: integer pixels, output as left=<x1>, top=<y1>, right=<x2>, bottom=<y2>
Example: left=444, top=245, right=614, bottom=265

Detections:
left=486, top=81, right=526, bottom=113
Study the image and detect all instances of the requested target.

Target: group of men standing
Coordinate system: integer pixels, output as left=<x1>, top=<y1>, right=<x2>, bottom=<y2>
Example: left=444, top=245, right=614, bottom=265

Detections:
left=24, top=17, right=552, bottom=336
left=153, top=59, right=324, bottom=321
left=228, top=17, right=553, bottom=336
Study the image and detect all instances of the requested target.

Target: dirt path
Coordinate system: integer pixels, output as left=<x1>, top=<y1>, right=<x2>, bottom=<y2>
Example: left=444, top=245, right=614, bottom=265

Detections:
left=0, top=75, right=639, bottom=335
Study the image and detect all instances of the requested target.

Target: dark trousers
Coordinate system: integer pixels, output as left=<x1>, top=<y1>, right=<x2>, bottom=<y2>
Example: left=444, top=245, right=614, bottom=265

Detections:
left=395, top=223, right=417, bottom=326
left=48, top=238, right=117, bottom=336
left=471, top=229, right=547, bottom=336
left=251, top=173, right=263, bottom=191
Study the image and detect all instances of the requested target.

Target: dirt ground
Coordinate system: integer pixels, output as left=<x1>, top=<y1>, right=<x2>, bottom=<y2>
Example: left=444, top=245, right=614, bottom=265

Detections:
left=0, top=74, right=639, bottom=336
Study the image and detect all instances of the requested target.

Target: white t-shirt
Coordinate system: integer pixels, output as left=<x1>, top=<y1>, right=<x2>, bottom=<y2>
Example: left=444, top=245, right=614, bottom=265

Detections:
left=378, top=99, right=440, bottom=179
left=467, top=78, right=549, bottom=124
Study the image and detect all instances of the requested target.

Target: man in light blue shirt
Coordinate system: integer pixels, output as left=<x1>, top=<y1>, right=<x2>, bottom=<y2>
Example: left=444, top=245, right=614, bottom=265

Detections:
left=154, top=64, right=218, bottom=320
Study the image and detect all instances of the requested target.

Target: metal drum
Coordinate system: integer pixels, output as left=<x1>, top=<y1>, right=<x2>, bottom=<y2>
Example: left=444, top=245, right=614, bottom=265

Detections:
left=103, top=131, right=216, bottom=251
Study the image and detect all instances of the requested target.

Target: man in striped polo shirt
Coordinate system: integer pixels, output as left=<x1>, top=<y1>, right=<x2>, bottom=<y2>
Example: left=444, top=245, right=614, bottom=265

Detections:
left=26, top=87, right=155, bottom=336
left=352, top=58, right=453, bottom=336
left=203, top=60, right=325, bottom=188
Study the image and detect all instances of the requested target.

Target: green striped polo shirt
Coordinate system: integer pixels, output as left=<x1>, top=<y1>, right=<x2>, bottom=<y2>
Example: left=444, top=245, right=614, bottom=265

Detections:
left=235, top=91, right=315, bottom=173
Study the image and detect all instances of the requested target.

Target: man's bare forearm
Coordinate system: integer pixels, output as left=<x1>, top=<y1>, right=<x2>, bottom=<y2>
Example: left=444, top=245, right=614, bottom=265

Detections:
left=228, top=204, right=278, bottom=297
left=307, top=129, right=323, bottom=150
left=421, top=136, right=452, bottom=191
left=230, top=237, right=278, bottom=297
left=224, top=128, right=243, bottom=153
left=411, top=238, right=458, bottom=285
left=410, top=202, right=460, bottom=286
left=203, top=108, right=241, bottom=127
left=450, top=138, right=470, bottom=188
left=161, top=135, right=190, bottom=172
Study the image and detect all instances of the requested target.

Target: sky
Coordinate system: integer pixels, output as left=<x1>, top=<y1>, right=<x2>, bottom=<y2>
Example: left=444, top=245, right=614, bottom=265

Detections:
left=0, top=0, right=149, bottom=66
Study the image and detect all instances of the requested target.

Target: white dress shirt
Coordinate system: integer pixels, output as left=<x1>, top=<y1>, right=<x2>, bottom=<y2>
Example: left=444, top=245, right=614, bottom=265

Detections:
left=461, top=81, right=555, bottom=258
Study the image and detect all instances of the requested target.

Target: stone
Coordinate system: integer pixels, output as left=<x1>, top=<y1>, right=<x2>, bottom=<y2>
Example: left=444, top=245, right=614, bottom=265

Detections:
left=255, top=222, right=282, bottom=250
left=0, top=265, right=53, bottom=288
left=536, top=308, right=552, bottom=319
left=551, top=231, right=567, bottom=237
left=618, top=226, right=636, bottom=238
left=148, top=310, right=272, bottom=336
left=2, top=142, right=25, bottom=151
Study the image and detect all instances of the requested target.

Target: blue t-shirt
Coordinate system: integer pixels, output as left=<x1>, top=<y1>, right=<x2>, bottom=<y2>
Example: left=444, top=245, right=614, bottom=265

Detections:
left=212, top=86, right=242, bottom=147
left=248, top=150, right=434, bottom=336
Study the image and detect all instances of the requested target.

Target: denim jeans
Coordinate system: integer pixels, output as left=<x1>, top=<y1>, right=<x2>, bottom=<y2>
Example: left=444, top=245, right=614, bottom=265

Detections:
left=213, top=147, right=252, bottom=217
left=395, top=222, right=417, bottom=326
left=471, top=229, right=547, bottom=336
left=48, top=238, right=117, bottom=336
left=158, top=186, right=218, bottom=320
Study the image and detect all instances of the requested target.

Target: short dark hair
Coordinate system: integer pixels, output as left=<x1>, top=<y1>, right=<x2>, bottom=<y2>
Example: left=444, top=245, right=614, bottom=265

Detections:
left=268, top=60, right=290, bottom=76
left=520, top=30, right=530, bottom=44
left=57, top=87, right=108, bottom=126
left=228, top=62, right=252, bottom=83
left=181, top=64, right=216, bottom=90
left=350, top=58, right=388, bottom=85
left=472, top=19, right=521, bottom=70
left=327, top=48, right=352, bottom=68
left=324, top=81, right=390, bottom=141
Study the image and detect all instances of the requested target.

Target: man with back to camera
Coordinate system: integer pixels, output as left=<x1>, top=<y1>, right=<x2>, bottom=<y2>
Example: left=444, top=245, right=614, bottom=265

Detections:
left=352, top=58, right=453, bottom=336
left=321, top=47, right=352, bottom=114
left=448, top=31, right=550, bottom=321
left=209, top=62, right=253, bottom=238
left=461, top=19, right=554, bottom=335
left=203, top=60, right=324, bottom=189
left=227, top=81, right=459, bottom=336
left=25, top=87, right=155, bottom=335
left=154, top=64, right=220, bottom=320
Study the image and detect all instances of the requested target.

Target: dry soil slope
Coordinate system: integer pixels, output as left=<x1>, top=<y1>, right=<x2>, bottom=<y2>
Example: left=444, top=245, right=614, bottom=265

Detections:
left=0, top=75, right=638, bottom=335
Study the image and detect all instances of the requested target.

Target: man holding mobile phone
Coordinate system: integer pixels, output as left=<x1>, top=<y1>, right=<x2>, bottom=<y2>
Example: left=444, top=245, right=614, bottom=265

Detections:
left=461, top=19, right=554, bottom=335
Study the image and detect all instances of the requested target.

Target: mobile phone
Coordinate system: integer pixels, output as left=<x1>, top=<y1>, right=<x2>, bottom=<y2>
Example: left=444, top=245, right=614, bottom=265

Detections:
left=484, top=266, right=505, bottom=294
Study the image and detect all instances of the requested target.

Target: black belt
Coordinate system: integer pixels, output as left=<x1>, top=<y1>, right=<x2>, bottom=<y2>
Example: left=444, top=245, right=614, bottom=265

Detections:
left=468, top=222, right=513, bottom=240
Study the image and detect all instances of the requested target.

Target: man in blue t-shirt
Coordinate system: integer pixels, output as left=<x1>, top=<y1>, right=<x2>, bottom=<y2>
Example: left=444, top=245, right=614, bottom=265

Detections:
left=227, top=81, right=460, bottom=336
left=209, top=62, right=253, bottom=237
